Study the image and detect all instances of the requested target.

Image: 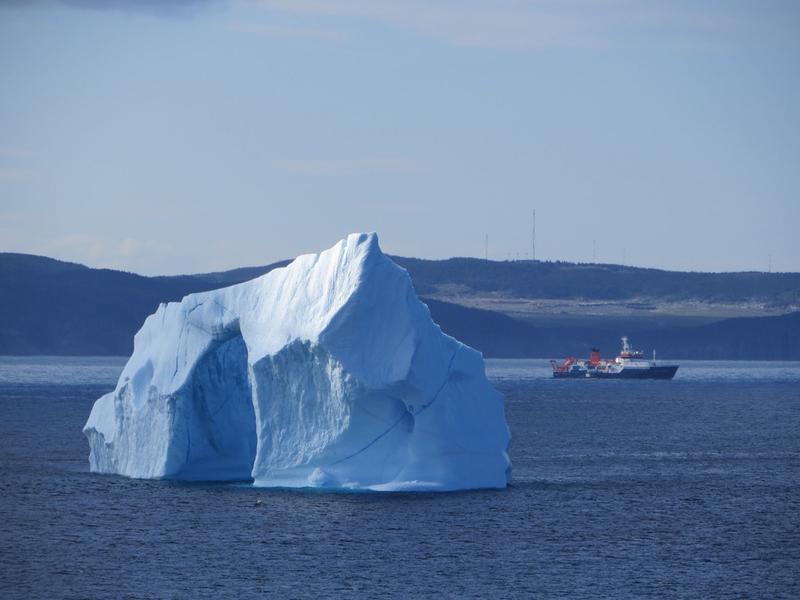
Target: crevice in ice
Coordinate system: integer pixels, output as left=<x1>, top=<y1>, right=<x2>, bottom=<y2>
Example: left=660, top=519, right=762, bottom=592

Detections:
left=211, top=299, right=235, bottom=316
left=186, top=302, right=205, bottom=316
left=172, top=302, right=206, bottom=385
left=331, top=346, right=460, bottom=467
left=332, top=406, right=412, bottom=465
left=172, top=316, right=188, bottom=384
left=413, top=345, right=460, bottom=417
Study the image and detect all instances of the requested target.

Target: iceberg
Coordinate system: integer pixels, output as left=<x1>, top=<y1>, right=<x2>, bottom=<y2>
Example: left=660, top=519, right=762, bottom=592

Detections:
left=84, top=233, right=511, bottom=491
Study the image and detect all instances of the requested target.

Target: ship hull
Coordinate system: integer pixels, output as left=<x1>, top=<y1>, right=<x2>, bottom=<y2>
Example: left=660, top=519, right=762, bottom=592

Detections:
left=553, top=366, right=679, bottom=379
left=592, top=366, right=679, bottom=379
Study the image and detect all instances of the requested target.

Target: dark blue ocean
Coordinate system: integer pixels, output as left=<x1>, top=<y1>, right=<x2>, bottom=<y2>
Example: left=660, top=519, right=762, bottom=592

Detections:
left=1, top=357, right=798, bottom=599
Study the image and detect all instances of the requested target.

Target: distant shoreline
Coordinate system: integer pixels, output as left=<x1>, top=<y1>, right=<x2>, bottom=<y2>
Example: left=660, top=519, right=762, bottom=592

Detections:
left=3, top=252, right=799, bottom=360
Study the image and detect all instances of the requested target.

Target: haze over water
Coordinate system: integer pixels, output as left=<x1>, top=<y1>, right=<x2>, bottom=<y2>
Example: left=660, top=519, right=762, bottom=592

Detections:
left=1, top=357, right=798, bottom=599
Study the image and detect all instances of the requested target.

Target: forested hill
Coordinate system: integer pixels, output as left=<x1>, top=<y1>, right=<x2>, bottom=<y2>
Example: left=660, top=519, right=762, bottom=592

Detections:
left=1, top=252, right=799, bottom=358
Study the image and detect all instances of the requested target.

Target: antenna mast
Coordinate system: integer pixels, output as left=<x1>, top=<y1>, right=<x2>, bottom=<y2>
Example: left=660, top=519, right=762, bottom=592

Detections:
left=485, top=233, right=489, bottom=261
left=532, top=209, right=536, bottom=262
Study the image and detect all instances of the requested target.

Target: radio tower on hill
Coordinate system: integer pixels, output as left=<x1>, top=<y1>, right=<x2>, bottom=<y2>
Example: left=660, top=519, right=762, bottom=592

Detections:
left=531, top=209, right=536, bottom=262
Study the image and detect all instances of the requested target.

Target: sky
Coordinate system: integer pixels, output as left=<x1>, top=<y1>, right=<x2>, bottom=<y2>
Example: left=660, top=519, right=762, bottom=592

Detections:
left=0, top=0, right=798, bottom=275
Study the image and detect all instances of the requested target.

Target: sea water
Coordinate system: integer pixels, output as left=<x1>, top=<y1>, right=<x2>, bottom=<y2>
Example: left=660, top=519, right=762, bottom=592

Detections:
left=0, top=357, right=798, bottom=599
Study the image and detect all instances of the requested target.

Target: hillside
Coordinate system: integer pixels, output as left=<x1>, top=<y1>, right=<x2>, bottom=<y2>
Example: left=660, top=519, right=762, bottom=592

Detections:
left=0, top=254, right=243, bottom=355
left=1, top=252, right=799, bottom=358
left=393, top=257, right=800, bottom=307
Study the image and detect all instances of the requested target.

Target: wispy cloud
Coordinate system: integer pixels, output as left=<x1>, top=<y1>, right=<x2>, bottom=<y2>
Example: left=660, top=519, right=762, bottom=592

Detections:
left=0, top=145, right=36, bottom=183
left=227, top=22, right=348, bottom=42
left=0, top=0, right=221, bottom=17
left=7, top=0, right=793, bottom=48
left=0, top=168, right=33, bottom=182
left=44, top=234, right=172, bottom=270
left=274, top=157, right=426, bottom=176
left=0, top=146, right=36, bottom=158
left=254, top=0, right=798, bottom=50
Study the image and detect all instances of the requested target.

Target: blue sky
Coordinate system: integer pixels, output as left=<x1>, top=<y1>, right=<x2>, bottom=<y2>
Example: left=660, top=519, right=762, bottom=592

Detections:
left=1, top=0, right=798, bottom=274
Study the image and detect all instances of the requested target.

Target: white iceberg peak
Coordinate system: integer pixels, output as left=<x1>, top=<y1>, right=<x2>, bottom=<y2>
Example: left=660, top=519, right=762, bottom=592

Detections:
left=84, top=233, right=511, bottom=491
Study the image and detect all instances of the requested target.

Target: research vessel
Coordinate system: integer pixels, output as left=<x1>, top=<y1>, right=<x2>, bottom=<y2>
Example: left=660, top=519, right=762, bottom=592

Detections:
left=550, top=337, right=679, bottom=379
